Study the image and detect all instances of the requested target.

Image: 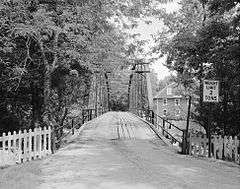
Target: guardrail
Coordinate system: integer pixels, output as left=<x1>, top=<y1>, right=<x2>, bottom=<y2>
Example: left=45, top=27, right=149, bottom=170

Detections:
left=82, top=108, right=96, bottom=124
left=131, top=108, right=187, bottom=154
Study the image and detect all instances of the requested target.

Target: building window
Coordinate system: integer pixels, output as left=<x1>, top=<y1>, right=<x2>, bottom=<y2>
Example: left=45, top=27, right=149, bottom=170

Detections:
left=167, top=87, right=172, bottom=95
left=163, top=99, right=167, bottom=105
left=163, top=109, right=167, bottom=116
left=175, top=99, right=180, bottom=106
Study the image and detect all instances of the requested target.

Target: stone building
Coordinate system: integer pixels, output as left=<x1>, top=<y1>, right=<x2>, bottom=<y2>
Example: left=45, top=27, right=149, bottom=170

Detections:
left=153, top=83, right=189, bottom=120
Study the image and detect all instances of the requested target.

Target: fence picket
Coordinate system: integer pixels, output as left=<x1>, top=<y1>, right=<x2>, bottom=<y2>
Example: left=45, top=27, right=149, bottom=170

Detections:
left=7, top=131, right=11, bottom=153
left=23, top=129, right=27, bottom=162
left=43, top=127, right=47, bottom=155
left=39, top=127, right=42, bottom=158
left=189, top=133, right=239, bottom=165
left=1, top=127, right=52, bottom=166
left=33, top=127, right=37, bottom=160
left=18, top=130, right=22, bottom=163
left=48, top=126, right=51, bottom=154
left=29, top=129, right=32, bottom=160
left=13, top=131, right=16, bottom=154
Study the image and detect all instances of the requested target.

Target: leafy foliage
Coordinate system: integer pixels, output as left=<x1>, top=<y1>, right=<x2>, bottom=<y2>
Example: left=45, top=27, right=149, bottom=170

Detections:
left=151, top=0, right=240, bottom=136
left=0, top=0, right=161, bottom=133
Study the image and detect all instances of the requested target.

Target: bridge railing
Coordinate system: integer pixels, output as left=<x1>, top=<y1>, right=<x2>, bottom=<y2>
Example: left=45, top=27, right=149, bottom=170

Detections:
left=132, top=108, right=188, bottom=154
left=82, top=108, right=108, bottom=124
left=54, top=108, right=104, bottom=150
left=82, top=109, right=96, bottom=124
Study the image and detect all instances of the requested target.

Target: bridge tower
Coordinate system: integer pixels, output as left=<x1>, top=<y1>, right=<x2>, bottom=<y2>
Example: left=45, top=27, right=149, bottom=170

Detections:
left=128, top=62, right=153, bottom=116
left=87, top=72, right=110, bottom=118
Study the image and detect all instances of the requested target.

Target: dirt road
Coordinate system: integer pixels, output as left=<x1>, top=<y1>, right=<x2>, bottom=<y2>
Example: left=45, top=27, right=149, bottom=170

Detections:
left=0, top=112, right=239, bottom=189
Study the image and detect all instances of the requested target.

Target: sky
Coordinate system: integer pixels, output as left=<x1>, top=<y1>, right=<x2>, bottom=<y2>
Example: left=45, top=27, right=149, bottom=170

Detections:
left=132, top=1, right=181, bottom=80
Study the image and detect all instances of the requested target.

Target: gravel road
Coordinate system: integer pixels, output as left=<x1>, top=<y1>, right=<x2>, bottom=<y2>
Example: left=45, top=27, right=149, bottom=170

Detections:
left=0, top=111, right=239, bottom=189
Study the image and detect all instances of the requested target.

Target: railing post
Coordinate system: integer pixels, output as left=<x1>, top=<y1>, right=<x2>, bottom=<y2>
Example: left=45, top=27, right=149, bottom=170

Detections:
left=162, top=119, right=165, bottom=136
left=151, top=111, right=155, bottom=125
left=182, top=129, right=188, bottom=154
left=82, top=110, right=85, bottom=124
left=90, top=109, right=92, bottom=121
left=71, top=119, right=74, bottom=135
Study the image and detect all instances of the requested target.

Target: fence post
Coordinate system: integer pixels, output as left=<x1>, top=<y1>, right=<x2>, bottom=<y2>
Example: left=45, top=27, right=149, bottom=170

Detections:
left=182, top=129, right=187, bottom=154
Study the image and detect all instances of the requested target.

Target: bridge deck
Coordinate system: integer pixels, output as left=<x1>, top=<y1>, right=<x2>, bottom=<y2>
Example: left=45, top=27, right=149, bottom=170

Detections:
left=0, top=112, right=239, bottom=189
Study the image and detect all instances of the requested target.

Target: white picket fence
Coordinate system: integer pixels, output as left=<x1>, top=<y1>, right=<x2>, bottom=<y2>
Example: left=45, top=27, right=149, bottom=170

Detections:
left=189, top=134, right=240, bottom=164
left=0, top=127, right=51, bottom=166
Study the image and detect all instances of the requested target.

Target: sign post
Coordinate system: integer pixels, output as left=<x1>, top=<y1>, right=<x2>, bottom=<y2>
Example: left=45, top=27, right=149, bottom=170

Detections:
left=203, top=80, right=219, bottom=158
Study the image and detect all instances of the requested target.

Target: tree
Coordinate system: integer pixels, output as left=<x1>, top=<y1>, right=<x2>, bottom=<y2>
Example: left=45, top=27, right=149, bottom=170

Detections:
left=151, top=0, right=240, bottom=135
left=1, top=0, right=170, bottom=134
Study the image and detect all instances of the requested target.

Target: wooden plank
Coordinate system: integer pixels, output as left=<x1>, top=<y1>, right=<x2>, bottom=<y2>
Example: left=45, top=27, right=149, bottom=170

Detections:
left=39, top=127, right=42, bottom=158
left=18, top=130, right=22, bottom=163
left=23, top=129, right=27, bottom=162
left=33, top=127, right=37, bottom=159
left=43, top=127, right=47, bottom=155
left=229, top=136, right=233, bottom=160
left=13, top=131, right=17, bottom=155
left=7, top=131, right=11, bottom=153
left=29, top=129, right=32, bottom=160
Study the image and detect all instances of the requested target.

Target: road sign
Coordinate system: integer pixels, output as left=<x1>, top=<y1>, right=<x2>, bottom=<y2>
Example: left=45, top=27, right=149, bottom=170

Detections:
left=203, top=80, right=219, bottom=103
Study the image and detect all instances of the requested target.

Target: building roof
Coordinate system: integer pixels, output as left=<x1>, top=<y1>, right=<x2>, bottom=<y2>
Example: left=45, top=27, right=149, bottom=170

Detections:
left=154, top=83, right=184, bottom=99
